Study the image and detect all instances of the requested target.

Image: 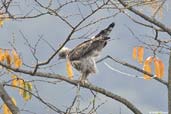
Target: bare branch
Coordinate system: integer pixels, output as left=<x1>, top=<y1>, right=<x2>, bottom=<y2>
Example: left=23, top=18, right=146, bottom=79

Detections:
left=117, top=0, right=171, bottom=36
left=97, top=55, right=168, bottom=86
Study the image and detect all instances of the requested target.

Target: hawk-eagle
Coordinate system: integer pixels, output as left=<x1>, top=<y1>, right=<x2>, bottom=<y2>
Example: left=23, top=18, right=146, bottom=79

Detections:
left=58, top=23, right=115, bottom=82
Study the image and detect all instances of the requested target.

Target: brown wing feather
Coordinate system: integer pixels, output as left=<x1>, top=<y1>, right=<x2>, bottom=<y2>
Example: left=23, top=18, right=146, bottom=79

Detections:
left=69, top=37, right=109, bottom=61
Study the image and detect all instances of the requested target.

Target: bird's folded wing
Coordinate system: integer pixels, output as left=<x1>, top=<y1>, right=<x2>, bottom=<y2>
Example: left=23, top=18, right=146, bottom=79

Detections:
left=69, top=38, right=108, bottom=61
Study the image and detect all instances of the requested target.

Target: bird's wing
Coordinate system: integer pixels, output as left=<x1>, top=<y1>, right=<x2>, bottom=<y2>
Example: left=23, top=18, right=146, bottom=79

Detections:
left=69, top=22, right=115, bottom=61
left=69, top=37, right=109, bottom=61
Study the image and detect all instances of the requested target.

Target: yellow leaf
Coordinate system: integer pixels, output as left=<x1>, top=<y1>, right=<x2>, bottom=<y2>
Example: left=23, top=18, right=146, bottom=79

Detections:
left=66, top=56, right=73, bottom=79
left=137, top=46, right=144, bottom=64
left=22, top=82, right=32, bottom=101
left=4, top=50, right=12, bottom=65
left=132, top=47, right=137, bottom=60
left=18, top=79, right=24, bottom=95
left=12, top=50, right=18, bottom=62
left=0, top=20, right=4, bottom=27
left=3, top=103, right=10, bottom=114
left=14, top=59, right=22, bottom=68
left=12, top=50, right=22, bottom=68
left=23, top=82, right=29, bottom=101
left=27, top=82, right=32, bottom=100
left=0, top=14, right=10, bottom=28
left=0, top=49, right=5, bottom=62
left=11, top=97, right=17, bottom=106
left=11, top=75, right=18, bottom=88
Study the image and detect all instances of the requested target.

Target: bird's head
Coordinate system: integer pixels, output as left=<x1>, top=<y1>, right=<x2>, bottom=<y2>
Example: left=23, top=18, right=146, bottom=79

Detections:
left=58, top=47, right=71, bottom=59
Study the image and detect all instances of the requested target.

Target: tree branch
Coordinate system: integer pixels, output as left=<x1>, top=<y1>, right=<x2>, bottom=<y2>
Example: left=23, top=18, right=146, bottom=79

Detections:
left=117, top=0, right=171, bottom=36
left=168, top=51, right=171, bottom=114
left=0, top=83, right=20, bottom=114
left=0, top=62, right=142, bottom=114
left=97, top=55, right=168, bottom=86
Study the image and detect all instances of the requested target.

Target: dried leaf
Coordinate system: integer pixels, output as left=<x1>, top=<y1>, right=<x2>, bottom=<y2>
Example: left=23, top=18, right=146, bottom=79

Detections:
left=4, top=50, right=12, bottom=65
left=0, top=20, right=4, bottom=27
left=158, top=59, right=164, bottom=78
left=11, top=75, right=18, bottom=88
left=27, top=82, right=32, bottom=100
left=143, top=64, right=152, bottom=80
left=154, top=58, right=160, bottom=78
left=154, top=58, right=164, bottom=78
left=23, top=82, right=32, bottom=101
left=12, top=50, right=22, bottom=68
left=18, top=79, right=24, bottom=95
left=0, top=14, right=9, bottom=27
left=0, top=49, right=5, bottom=62
left=15, top=59, right=22, bottom=68
left=144, top=56, right=153, bottom=64
left=11, top=97, right=17, bottom=106
left=3, top=103, right=10, bottom=114
left=66, top=56, right=73, bottom=79
left=132, top=47, right=137, bottom=60
left=23, top=82, right=29, bottom=101
left=137, top=46, right=144, bottom=64
left=12, top=50, right=18, bottom=62
left=143, top=56, right=153, bottom=80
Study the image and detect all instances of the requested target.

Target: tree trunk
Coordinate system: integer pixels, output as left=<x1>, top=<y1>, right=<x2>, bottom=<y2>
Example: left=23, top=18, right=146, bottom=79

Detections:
left=168, top=52, right=171, bottom=114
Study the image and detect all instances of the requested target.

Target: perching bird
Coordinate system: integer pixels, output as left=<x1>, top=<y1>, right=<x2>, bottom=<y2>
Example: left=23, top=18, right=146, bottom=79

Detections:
left=58, top=22, right=115, bottom=82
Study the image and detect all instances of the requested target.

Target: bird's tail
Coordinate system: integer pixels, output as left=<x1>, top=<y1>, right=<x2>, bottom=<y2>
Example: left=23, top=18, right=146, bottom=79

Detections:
left=95, top=22, right=115, bottom=38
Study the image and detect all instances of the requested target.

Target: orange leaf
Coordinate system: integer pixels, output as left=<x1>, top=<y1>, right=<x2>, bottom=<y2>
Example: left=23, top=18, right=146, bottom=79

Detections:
left=132, top=47, right=137, bottom=60
left=158, top=59, right=164, bottom=78
left=137, top=46, right=144, bottom=64
left=15, top=59, right=22, bottom=68
left=4, top=50, right=12, bottom=65
left=154, top=58, right=160, bottom=78
left=12, top=50, right=18, bottom=62
left=66, top=56, right=73, bottom=79
left=12, top=50, right=22, bottom=68
left=144, top=56, right=153, bottom=64
left=18, top=79, right=24, bottom=95
left=11, top=75, right=18, bottom=88
left=3, top=103, right=10, bottom=114
left=0, top=14, right=9, bottom=28
left=154, top=58, right=164, bottom=78
left=143, top=56, right=153, bottom=80
left=143, top=64, right=152, bottom=80
left=0, top=49, right=5, bottom=62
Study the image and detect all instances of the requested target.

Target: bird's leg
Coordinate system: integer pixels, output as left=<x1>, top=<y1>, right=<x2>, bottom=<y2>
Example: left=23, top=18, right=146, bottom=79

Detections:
left=79, top=73, right=89, bottom=85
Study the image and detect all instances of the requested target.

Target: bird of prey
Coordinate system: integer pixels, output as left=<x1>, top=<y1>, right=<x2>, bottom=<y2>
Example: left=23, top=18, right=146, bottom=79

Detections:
left=58, top=22, right=115, bottom=82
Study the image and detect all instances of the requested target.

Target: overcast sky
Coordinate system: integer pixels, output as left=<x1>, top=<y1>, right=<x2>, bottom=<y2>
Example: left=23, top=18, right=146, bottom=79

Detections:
left=0, top=0, right=171, bottom=114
